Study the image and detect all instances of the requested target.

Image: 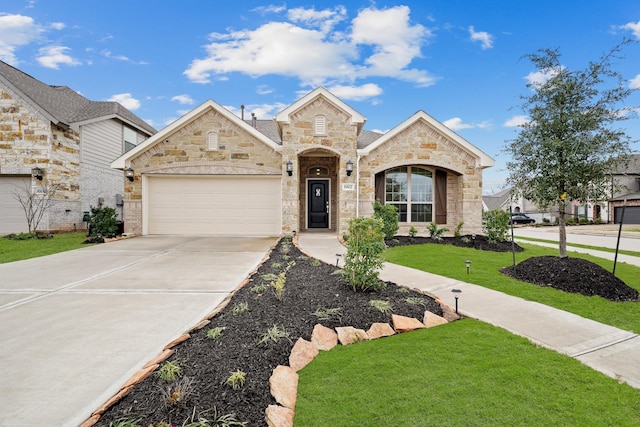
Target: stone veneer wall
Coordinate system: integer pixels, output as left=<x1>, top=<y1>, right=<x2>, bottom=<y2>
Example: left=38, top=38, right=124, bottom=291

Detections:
left=279, top=97, right=358, bottom=235
left=359, top=119, right=484, bottom=233
left=0, top=84, right=81, bottom=232
left=124, top=109, right=282, bottom=234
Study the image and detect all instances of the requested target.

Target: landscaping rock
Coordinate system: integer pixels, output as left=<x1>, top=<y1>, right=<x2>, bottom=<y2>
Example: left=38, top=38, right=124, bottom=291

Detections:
left=289, top=338, right=319, bottom=371
left=335, top=326, right=369, bottom=345
left=269, top=365, right=298, bottom=409
left=265, top=405, right=294, bottom=427
left=366, top=322, right=396, bottom=339
left=311, top=324, right=338, bottom=350
left=392, top=314, right=426, bottom=333
left=437, top=299, right=461, bottom=322
left=423, top=311, right=448, bottom=327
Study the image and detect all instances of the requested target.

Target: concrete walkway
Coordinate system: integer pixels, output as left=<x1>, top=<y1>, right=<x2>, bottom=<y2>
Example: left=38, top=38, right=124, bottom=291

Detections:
left=0, top=236, right=276, bottom=427
left=297, top=233, right=640, bottom=389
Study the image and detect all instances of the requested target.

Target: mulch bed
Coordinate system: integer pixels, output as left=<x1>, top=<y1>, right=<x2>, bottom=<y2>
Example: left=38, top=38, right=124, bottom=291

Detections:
left=502, top=256, right=639, bottom=302
left=94, top=238, right=443, bottom=427
left=385, top=234, right=524, bottom=252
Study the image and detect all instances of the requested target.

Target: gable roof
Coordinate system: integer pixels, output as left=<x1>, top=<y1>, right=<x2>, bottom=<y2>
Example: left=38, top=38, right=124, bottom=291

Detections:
left=0, top=60, right=155, bottom=135
left=274, top=87, right=367, bottom=134
left=482, top=187, right=513, bottom=210
left=357, top=110, right=495, bottom=168
left=112, top=99, right=282, bottom=169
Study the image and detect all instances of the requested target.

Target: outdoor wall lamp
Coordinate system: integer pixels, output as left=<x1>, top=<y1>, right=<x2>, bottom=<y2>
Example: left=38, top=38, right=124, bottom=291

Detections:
left=346, top=160, right=353, bottom=176
left=31, top=166, right=43, bottom=181
left=465, top=260, right=472, bottom=275
left=286, top=160, right=293, bottom=177
left=125, top=167, right=135, bottom=182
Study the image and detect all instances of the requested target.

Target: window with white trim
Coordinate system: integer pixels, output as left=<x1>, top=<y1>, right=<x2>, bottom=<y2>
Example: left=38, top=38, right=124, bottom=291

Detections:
left=385, top=166, right=433, bottom=222
left=207, top=132, right=219, bottom=151
left=314, top=115, right=326, bottom=135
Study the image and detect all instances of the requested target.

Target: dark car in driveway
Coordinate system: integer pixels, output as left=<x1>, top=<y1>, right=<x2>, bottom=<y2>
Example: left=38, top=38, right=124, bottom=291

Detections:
left=510, top=213, right=536, bottom=224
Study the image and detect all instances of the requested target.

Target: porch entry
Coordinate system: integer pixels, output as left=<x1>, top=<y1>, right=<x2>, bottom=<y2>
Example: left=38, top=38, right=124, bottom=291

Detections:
left=307, top=179, right=330, bottom=228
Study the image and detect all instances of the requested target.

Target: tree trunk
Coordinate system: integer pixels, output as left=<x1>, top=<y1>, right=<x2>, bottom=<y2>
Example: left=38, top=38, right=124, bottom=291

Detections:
left=558, top=208, right=567, bottom=258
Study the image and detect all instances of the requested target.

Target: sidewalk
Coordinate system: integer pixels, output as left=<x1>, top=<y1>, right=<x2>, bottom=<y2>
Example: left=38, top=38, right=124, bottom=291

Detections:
left=297, top=233, right=640, bottom=389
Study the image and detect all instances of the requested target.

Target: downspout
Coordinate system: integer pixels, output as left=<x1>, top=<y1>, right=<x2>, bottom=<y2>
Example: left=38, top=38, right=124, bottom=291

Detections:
left=356, top=153, right=361, bottom=217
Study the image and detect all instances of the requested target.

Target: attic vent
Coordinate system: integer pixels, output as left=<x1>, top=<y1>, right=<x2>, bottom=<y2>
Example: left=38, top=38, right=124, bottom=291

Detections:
left=207, top=132, right=219, bottom=151
left=314, top=115, right=326, bottom=135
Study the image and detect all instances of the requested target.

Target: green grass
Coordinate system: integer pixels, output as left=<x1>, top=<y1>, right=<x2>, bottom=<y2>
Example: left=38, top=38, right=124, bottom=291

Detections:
left=0, top=232, right=89, bottom=264
left=295, top=320, right=640, bottom=426
left=384, top=242, right=640, bottom=333
left=516, top=235, right=640, bottom=257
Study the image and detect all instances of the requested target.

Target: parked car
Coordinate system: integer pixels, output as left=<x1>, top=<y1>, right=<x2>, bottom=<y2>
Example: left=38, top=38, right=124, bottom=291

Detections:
left=510, top=213, right=536, bottom=224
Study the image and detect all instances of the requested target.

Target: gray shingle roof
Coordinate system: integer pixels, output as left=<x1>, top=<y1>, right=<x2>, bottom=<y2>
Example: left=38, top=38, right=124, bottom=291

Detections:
left=0, top=60, right=156, bottom=135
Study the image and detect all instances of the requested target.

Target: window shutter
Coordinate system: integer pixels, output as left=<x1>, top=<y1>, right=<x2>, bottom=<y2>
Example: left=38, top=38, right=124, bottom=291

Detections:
left=435, top=169, right=447, bottom=223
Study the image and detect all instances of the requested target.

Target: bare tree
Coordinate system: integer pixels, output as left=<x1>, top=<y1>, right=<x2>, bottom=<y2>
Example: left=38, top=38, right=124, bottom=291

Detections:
left=12, top=181, right=59, bottom=234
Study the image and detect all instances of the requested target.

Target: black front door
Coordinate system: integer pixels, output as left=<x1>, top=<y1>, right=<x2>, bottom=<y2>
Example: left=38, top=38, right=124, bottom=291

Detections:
left=308, top=180, right=329, bottom=228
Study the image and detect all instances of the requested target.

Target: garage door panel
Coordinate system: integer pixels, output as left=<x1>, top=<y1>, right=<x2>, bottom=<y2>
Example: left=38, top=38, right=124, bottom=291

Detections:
left=147, top=176, right=281, bottom=236
left=0, top=177, right=30, bottom=234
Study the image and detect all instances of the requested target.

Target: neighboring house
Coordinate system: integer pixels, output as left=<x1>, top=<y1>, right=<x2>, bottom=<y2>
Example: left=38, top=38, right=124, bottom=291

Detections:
left=112, top=87, right=494, bottom=236
left=608, top=154, right=640, bottom=224
left=482, top=187, right=555, bottom=223
left=0, top=60, right=156, bottom=234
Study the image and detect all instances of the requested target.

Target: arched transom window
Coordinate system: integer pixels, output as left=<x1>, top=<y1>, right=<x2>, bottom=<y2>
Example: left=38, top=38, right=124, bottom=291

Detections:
left=385, top=166, right=433, bottom=222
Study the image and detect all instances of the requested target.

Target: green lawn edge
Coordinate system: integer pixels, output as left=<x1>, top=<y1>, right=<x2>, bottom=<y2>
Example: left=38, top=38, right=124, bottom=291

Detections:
left=0, top=232, right=89, bottom=264
left=516, top=235, right=640, bottom=257
left=384, top=242, right=640, bottom=333
left=295, top=320, right=640, bottom=426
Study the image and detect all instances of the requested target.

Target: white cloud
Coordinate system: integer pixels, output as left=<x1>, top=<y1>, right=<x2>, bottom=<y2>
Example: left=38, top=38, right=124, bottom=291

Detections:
left=50, top=22, right=65, bottom=30
left=468, top=26, right=494, bottom=49
left=36, top=45, right=80, bottom=68
left=184, top=5, right=436, bottom=88
left=107, top=93, right=141, bottom=111
left=503, top=115, right=529, bottom=127
left=525, top=66, right=562, bottom=86
left=622, top=20, right=640, bottom=39
left=252, top=4, right=287, bottom=15
left=326, top=83, right=382, bottom=101
left=225, top=102, right=288, bottom=119
left=0, top=14, right=44, bottom=65
left=171, top=94, right=194, bottom=105
left=443, top=117, right=473, bottom=130
left=257, top=85, right=273, bottom=95
left=630, top=74, right=640, bottom=90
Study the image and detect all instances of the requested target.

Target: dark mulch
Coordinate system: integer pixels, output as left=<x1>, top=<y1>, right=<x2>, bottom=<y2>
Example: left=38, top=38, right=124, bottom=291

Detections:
left=385, top=234, right=524, bottom=252
left=95, top=238, right=443, bottom=427
left=502, top=256, right=639, bottom=302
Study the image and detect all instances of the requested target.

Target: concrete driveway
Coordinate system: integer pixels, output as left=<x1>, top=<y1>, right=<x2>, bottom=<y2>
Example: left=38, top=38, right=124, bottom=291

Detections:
left=0, top=235, right=277, bottom=427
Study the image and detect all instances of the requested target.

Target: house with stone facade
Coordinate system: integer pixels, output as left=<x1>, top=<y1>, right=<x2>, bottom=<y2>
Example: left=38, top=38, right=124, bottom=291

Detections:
left=0, top=60, right=156, bottom=234
left=112, top=87, right=493, bottom=236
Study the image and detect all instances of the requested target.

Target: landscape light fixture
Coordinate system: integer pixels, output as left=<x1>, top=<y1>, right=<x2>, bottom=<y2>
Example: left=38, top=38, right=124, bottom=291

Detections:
left=346, top=160, right=353, bottom=176
left=31, top=166, right=43, bottom=181
left=465, top=260, right=472, bottom=275
left=336, top=253, right=342, bottom=267
left=125, top=167, right=135, bottom=182
left=452, top=288, right=462, bottom=314
left=286, top=160, right=293, bottom=177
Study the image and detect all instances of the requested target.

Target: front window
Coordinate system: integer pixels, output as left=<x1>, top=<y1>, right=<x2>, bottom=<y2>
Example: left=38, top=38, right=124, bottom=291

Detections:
left=385, top=166, right=433, bottom=222
left=123, top=126, right=137, bottom=153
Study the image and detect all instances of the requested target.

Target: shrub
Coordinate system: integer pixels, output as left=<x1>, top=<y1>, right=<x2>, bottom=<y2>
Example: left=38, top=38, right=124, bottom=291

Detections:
left=89, top=206, right=119, bottom=237
left=373, top=200, right=399, bottom=239
left=369, top=299, right=393, bottom=314
left=157, top=359, right=183, bottom=381
left=226, top=370, right=246, bottom=390
left=258, top=325, right=291, bottom=345
left=231, top=302, right=249, bottom=315
left=427, top=222, right=449, bottom=240
left=482, top=209, right=510, bottom=243
left=342, top=216, right=386, bottom=292
left=270, top=272, right=286, bottom=301
left=454, top=221, right=464, bottom=237
left=408, top=226, right=418, bottom=238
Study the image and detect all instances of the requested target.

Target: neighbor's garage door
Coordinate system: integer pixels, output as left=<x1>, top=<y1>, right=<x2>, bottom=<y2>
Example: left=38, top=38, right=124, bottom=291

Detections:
left=147, top=175, right=281, bottom=236
left=614, top=206, right=640, bottom=224
left=0, top=176, right=30, bottom=234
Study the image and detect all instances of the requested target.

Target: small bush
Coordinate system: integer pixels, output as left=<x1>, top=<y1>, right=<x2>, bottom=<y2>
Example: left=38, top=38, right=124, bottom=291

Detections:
left=231, top=302, right=249, bottom=315
left=313, top=307, right=343, bottom=321
left=542, top=217, right=551, bottom=224
left=427, top=222, right=449, bottom=240
left=369, top=299, right=393, bottom=314
left=251, top=283, right=267, bottom=294
left=342, top=216, right=386, bottom=292
left=89, top=205, right=119, bottom=238
left=408, top=226, right=418, bottom=238
left=454, top=221, right=464, bottom=237
left=206, top=326, right=225, bottom=340
left=482, top=209, right=510, bottom=243
left=373, top=200, right=399, bottom=239
left=270, top=272, right=286, bottom=301
left=157, top=359, right=183, bottom=381
left=258, top=325, right=291, bottom=346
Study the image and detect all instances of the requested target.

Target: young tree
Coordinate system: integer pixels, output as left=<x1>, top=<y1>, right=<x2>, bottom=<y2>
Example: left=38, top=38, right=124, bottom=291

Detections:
left=12, top=182, right=59, bottom=234
left=504, top=40, right=637, bottom=257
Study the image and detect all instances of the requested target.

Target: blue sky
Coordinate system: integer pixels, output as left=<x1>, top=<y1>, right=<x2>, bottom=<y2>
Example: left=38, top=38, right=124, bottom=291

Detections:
left=2, top=0, right=640, bottom=193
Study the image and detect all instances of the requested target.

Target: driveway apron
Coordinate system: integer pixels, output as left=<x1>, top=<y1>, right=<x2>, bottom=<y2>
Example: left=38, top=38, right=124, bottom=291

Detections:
left=0, top=235, right=276, bottom=427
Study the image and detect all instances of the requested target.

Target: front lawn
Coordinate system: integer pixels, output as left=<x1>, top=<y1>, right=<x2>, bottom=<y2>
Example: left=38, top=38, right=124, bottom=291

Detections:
left=384, top=242, right=640, bottom=333
left=296, top=319, right=640, bottom=426
left=0, top=232, right=89, bottom=264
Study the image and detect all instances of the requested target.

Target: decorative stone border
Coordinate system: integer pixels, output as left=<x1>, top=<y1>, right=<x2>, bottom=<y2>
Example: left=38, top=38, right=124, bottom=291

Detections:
left=264, top=308, right=459, bottom=427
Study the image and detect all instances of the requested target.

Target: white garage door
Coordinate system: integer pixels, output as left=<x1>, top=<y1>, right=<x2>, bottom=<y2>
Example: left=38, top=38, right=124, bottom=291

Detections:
left=147, top=175, right=282, bottom=236
left=0, top=176, right=30, bottom=235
